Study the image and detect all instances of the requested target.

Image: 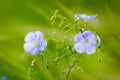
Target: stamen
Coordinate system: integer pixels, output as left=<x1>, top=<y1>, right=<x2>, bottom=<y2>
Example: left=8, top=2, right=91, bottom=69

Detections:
left=84, top=39, right=89, bottom=43
left=35, top=42, right=39, bottom=46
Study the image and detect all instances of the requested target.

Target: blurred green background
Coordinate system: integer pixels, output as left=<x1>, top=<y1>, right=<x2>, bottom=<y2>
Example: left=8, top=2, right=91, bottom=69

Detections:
left=0, top=0, right=120, bottom=80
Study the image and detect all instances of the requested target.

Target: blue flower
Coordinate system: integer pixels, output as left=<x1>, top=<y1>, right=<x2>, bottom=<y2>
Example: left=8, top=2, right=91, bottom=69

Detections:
left=74, top=14, right=97, bottom=21
left=1, top=77, right=8, bottom=80
left=74, top=31, right=100, bottom=54
left=24, top=31, right=47, bottom=55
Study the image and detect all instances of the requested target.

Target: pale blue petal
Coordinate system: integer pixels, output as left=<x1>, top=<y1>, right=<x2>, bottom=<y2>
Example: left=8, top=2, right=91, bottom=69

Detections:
left=74, top=14, right=81, bottom=19
left=24, top=43, right=35, bottom=53
left=31, top=47, right=39, bottom=55
left=38, top=40, right=47, bottom=51
left=35, top=31, right=44, bottom=42
left=86, top=43, right=96, bottom=54
left=75, top=14, right=89, bottom=20
left=87, top=33, right=96, bottom=45
left=74, top=42, right=86, bottom=53
left=80, top=14, right=89, bottom=20
left=74, top=33, right=84, bottom=42
left=74, top=14, right=96, bottom=21
left=25, top=32, right=35, bottom=43
left=82, top=31, right=94, bottom=38
left=89, top=15, right=97, bottom=20
left=96, top=35, right=101, bottom=46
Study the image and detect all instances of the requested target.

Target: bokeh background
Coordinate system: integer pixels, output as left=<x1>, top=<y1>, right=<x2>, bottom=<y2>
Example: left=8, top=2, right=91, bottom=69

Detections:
left=0, top=0, right=120, bottom=80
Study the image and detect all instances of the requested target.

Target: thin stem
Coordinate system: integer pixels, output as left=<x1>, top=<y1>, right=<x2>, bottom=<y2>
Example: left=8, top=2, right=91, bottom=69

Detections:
left=56, top=55, right=68, bottom=80
left=40, top=52, right=47, bottom=68
left=66, top=62, right=76, bottom=80
left=57, top=41, right=69, bottom=80
left=64, top=24, right=75, bottom=35
left=27, top=59, right=35, bottom=80
left=66, top=54, right=80, bottom=80
left=51, top=9, right=59, bottom=25
left=59, top=53, right=67, bottom=59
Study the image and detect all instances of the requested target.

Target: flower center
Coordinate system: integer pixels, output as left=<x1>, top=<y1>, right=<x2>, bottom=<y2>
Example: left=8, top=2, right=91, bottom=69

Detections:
left=35, top=42, right=40, bottom=46
left=84, top=39, right=89, bottom=43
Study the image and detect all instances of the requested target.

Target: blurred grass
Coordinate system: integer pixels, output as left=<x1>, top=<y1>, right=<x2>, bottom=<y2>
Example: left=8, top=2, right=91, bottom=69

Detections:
left=0, top=0, right=120, bottom=80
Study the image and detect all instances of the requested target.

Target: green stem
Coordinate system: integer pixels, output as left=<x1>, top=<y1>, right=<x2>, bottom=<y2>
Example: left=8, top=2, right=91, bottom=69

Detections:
left=64, top=24, right=75, bottom=35
left=27, top=59, right=35, bottom=80
left=66, top=54, right=81, bottom=80
left=40, top=52, right=48, bottom=68
left=66, top=63, right=75, bottom=80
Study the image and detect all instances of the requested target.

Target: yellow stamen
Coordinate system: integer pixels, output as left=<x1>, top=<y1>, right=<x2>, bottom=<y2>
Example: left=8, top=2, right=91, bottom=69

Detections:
left=84, top=39, right=89, bottom=43
left=35, top=42, right=39, bottom=46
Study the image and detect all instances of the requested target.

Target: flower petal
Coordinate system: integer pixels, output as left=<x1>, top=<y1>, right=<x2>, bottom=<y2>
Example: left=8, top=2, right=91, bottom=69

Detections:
left=25, top=32, right=35, bottom=43
left=79, top=14, right=89, bottom=20
left=24, top=43, right=35, bottom=53
left=86, top=43, right=96, bottom=54
left=74, top=14, right=81, bottom=19
left=82, top=31, right=94, bottom=38
left=74, top=33, right=84, bottom=42
left=89, top=15, right=97, bottom=20
left=87, top=33, right=96, bottom=45
left=74, top=42, right=86, bottom=53
left=74, top=14, right=97, bottom=21
left=74, top=14, right=88, bottom=20
left=31, top=47, right=40, bottom=55
left=35, top=31, right=44, bottom=42
left=38, top=40, right=47, bottom=51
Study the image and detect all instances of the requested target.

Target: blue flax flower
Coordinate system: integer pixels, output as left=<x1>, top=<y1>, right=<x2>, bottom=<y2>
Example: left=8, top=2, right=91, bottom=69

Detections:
left=74, top=14, right=97, bottom=21
left=1, top=77, right=8, bottom=80
left=24, top=31, right=47, bottom=55
left=74, top=31, right=100, bottom=54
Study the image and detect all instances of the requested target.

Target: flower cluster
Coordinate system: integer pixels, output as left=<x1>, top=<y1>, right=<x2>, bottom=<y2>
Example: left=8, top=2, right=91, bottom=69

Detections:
left=23, top=13, right=101, bottom=80
left=23, top=14, right=100, bottom=55
left=73, top=14, right=100, bottom=54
